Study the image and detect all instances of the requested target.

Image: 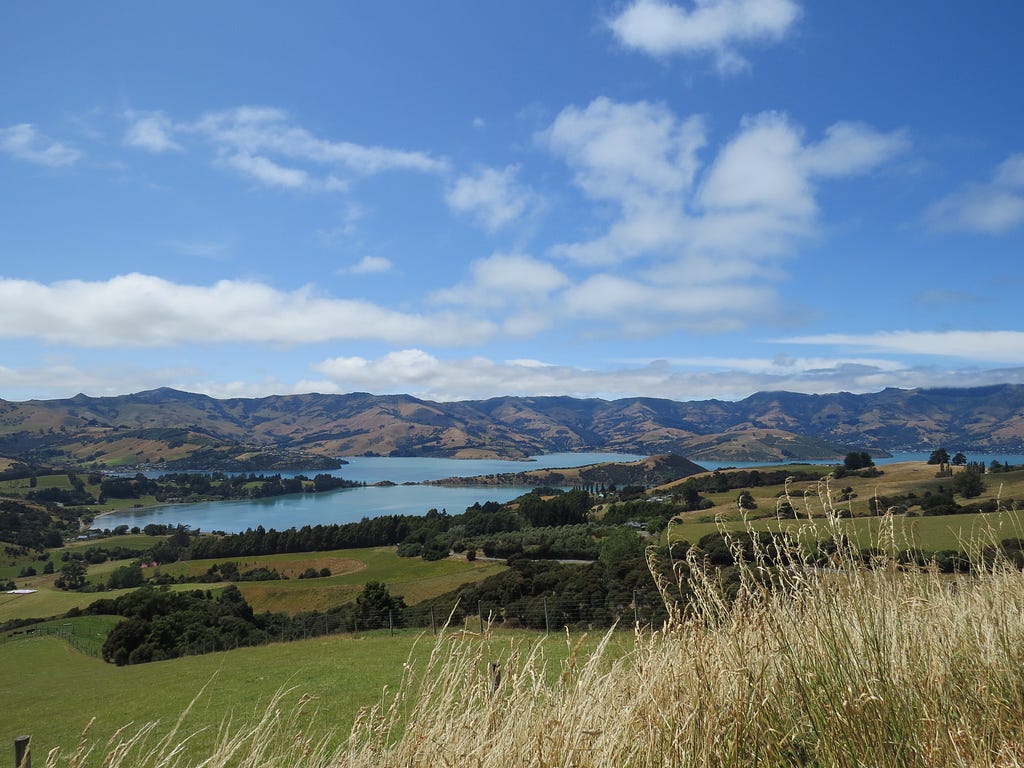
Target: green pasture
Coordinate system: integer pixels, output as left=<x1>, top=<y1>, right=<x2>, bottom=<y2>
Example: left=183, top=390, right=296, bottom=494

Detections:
left=666, top=507, right=1024, bottom=556
left=0, top=470, right=161, bottom=512
left=0, top=624, right=622, bottom=763
left=155, top=546, right=506, bottom=613
left=2, top=546, right=505, bottom=623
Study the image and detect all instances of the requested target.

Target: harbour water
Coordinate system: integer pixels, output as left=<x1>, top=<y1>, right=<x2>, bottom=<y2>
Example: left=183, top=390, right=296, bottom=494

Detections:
left=93, top=452, right=645, bottom=533
left=92, top=451, right=1024, bottom=534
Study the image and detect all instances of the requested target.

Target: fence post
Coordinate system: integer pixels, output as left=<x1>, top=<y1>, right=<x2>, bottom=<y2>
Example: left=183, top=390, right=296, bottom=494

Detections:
left=388, top=610, right=393, bottom=637
left=15, top=735, right=30, bottom=768
left=543, top=597, right=550, bottom=634
left=489, top=662, right=501, bottom=694
left=478, top=601, right=484, bottom=633
left=430, top=607, right=436, bottom=636
left=633, top=589, right=639, bottom=626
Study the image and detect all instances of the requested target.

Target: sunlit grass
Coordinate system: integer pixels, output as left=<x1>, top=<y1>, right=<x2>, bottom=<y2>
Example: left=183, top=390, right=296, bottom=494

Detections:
left=32, top=479, right=1024, bottom=767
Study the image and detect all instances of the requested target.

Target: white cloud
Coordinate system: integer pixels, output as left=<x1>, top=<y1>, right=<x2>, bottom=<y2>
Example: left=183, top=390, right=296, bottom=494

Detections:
left=348, top=256, right=393, bottom=274
left=781, top=330, right=1024, bottom=364
left=694, top=113, right=907, bottom=254
left=311, top=349, right=1024, bottom=401
left=0, top=123, right=80, bottom=167
left=431, top=254, right=569, bottom=337
left=445, top=165, right=537, bottom=231
left=193, top=106, right=449, bottom=176
left=608, top=0, right=802, bottom=74
left=432, top=253, right=569, bottom=305
left=801, top=121, right=911, bottom=177
left=123, top=112, right=183, bottom=153
left=224, top=151, right=311, bottom=189
left=543, top=98, right=705, bottom=206
left=540, top=101, right=908, bottom=333
left=0, top=274, right=496, bottom=348
left=561, top=273, right=772, bottom=334
left=927, top=153, right=1024, bottom=234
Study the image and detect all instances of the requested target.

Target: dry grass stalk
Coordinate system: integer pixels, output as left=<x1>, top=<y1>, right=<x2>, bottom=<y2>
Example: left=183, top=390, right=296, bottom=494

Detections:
left=46, top=478, right=1024, bottom=767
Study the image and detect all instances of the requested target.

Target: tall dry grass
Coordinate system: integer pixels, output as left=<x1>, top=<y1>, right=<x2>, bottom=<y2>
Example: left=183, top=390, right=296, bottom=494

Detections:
left=44, top=480, right=1024, bottom=767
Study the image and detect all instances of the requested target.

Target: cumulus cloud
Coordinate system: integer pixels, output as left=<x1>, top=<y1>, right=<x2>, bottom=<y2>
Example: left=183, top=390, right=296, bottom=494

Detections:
left=431, top=253, right=569, bottom=334
left=445, top=165, right=538, bottom=231
left=539, top=100, right=908, bottom=333
left=543, top=98, right=705, bottom=207
left=608, top=0, right=802, bottom=74
left=0, top=274, right=495, bottom=348
left=123, top=111, right=183, bottom=153
left=0, top=123, right=80, bottom=167
left=926, top=153, right=1024, bottom=234
left=781, top=330, right=1024, bottom=364
left=694, top=113, right=908, bottom=253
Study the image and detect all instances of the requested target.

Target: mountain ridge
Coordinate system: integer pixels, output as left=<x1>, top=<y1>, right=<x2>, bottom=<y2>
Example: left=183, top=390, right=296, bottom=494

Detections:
left=1, top=384, right=1023, bottom=466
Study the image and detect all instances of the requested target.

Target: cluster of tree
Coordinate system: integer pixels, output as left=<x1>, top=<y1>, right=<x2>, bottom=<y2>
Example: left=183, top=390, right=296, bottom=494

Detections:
left=0, top=462, right=55, bottom=482
left=86, top=580, right=404, bottom=665
left=61, top=544, right=144, bottom=564
left=182, top=490, right=601, bottom=564
left=834, top=452, right=882, bottom=479
left=194, top=561, right=287, bottom=582
left=601, top=498, right=679, bottom=531
left=98, top=471, right=361, bottom=503
left=393, top=491, right=601, bottom=562
left=672, top=468, right=824, bottom=497
left=186, top=516, right=416, bottom=560
left=0, top=496, right=81, bottom=550
left=406, top=537, right=675, bottom=631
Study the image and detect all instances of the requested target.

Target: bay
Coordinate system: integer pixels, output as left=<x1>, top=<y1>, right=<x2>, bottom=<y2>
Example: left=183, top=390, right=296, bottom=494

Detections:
left=93, top=451, right=1024, bottom=535
left=93, top=452, right=645, bottom=534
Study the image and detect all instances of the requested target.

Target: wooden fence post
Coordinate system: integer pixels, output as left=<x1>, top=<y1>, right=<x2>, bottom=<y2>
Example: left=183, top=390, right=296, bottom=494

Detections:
left=14, top=735, right=30, bottom=768
left=489, top=662, right=501, bottom=694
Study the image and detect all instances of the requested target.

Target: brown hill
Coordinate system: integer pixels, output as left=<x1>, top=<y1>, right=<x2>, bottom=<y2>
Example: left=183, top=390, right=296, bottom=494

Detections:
left=0, top=384, right=1022, bottom=467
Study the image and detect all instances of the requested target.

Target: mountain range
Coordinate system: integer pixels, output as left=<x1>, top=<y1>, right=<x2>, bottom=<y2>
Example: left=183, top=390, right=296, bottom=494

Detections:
left=1, top=384, right=1022, bottom=469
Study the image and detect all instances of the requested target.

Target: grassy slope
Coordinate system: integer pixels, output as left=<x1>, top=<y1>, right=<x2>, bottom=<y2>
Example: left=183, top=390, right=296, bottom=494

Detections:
left=0, top=625, right=615, bottom=763
left=159, top=547, right=506, bottom=613
left=661, top=461, right=1024, bottom=555
left=2, top=546, right=504, bottom=622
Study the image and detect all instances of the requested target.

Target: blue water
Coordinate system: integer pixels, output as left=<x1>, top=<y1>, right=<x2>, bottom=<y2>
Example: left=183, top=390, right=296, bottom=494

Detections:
left=93, top=451, right=1024, bottom=534
left=93, top=452, right=645, bottom=534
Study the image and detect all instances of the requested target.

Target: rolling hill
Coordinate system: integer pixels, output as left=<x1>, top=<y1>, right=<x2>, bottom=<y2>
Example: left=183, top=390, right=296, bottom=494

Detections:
left=0, top=384, right=1022, bottom=467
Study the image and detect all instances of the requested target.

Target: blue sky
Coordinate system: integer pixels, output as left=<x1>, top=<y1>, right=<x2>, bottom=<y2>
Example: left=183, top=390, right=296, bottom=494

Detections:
left=2, top=1, right=1023, bottom=403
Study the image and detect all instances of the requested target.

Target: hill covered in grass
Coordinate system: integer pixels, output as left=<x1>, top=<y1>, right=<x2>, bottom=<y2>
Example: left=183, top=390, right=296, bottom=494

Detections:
left=2, top=384, right=1024, bottom=467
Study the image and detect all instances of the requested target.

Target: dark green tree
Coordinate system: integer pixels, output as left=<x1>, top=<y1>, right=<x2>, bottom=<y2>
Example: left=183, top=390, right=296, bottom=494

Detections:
left=353, top=581, right=406, bottom=630
left=952, top=452, right=967, bottom=466
left=55, top=559, right=87, bottom=590
left=843, top=452, right=874, bottom=470
left=951, top=466, right=985, bottom=499
left=927, top=448, right=951, bottom=466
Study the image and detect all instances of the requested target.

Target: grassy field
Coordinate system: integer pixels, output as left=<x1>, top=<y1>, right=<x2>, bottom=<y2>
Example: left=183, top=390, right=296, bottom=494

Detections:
left=10, top=528, right=1024, bottom=766
left=1, top=545, right=504, bottom=623
left=159, top=546, right=506, bottom=613
left=6, top=461, right=1024, bottom=765
left=0, top=624, right=619, bottom=763
left=661, top=461, right=1024, bottom=555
